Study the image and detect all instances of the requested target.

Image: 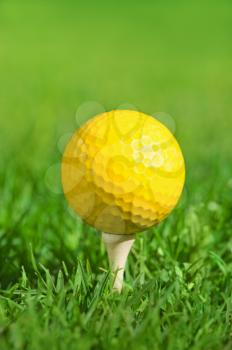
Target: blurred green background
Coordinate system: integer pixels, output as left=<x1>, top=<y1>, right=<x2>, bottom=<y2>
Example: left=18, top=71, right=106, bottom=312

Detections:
left=0, top=1, right=232, bottom=348
left=1, top=0, right=231, bottom=166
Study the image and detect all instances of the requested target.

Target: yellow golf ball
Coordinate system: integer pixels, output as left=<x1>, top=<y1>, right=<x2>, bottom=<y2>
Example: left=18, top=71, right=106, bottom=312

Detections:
left=62, top=110, right=185, bottom=234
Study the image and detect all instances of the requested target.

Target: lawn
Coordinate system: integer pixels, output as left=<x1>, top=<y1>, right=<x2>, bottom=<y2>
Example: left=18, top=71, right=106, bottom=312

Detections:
left=0, top=1, right=232, bottom=349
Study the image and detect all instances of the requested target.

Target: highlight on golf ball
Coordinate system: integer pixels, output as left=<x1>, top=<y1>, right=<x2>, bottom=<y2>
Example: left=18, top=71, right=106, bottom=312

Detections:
left=61, top=110, right=185, bottom=234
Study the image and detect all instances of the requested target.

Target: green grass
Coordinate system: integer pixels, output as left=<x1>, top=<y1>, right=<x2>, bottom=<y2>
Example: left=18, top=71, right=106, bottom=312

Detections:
left=1, top=161, right=232, bottom=350
left=1, top=0, right=232, bottom=349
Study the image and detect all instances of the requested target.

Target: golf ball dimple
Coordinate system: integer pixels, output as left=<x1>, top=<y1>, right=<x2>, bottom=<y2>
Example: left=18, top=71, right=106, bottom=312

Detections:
left=62, top=110, right=185, bottom=234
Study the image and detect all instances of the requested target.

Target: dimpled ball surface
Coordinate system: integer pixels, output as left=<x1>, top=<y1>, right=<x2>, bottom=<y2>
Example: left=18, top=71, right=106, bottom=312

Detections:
left=61, top=110, right=185, bottom=234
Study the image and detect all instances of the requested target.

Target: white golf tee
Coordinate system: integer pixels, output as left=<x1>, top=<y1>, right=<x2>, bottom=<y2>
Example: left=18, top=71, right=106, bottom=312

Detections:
left=102, top=232, right=135, bottom=292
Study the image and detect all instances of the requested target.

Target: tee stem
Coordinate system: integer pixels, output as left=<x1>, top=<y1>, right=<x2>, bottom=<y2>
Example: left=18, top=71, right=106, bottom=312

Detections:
left=102, top=232, right=135, bottom=292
